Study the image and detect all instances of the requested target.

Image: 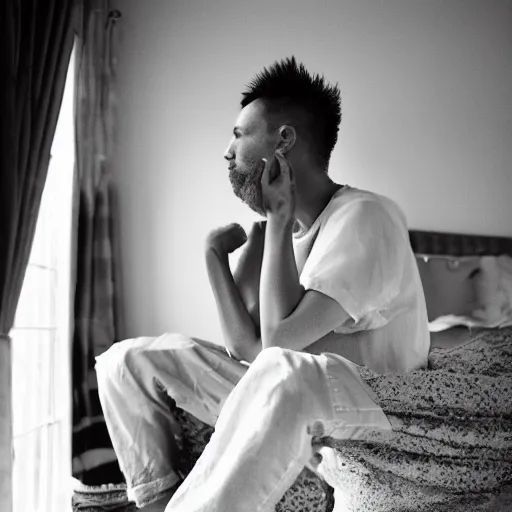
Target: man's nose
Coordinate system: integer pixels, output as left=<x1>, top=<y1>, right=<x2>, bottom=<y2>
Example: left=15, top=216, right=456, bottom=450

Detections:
left=224, top=148, right=233, bottom=162
left=224, top=138, right=235, bottom=161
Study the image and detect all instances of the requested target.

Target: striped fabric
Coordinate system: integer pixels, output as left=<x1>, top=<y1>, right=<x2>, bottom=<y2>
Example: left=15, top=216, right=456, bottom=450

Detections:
left=72, top=176, right=123, bottom=485
left=71, top=3, right=123, bottom=486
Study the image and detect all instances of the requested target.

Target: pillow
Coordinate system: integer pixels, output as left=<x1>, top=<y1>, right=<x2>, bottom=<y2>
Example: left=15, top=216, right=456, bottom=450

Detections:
left=471, top=255, right=512, bottom=326
left=415, top=255, right=481, bottom=322
left=429, top=325, right=481, bottom=350
left=417, top=254, right=512, bottom=331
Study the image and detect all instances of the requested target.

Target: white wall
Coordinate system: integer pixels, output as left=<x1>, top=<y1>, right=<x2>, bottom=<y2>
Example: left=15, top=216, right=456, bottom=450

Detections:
left=110, top=0, right=512, bottom=342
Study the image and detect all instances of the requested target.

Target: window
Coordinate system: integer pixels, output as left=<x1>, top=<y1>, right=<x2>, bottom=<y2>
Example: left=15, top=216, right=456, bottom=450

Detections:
left=10, top=45, right=76, bottom=512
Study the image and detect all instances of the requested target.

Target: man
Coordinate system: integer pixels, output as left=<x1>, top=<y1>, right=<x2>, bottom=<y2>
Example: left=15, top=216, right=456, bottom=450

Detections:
left=96, top=56, right=430, bottom=511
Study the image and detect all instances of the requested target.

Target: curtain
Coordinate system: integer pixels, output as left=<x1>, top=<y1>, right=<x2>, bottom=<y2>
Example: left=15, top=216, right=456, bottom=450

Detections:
left=0, top=1, right=75, bottom=510
left=71, top=1, right=124, bottom=486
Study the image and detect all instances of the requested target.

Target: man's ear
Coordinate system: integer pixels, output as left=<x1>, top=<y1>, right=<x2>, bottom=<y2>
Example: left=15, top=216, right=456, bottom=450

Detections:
left=276, top=125, right=296, bottom=154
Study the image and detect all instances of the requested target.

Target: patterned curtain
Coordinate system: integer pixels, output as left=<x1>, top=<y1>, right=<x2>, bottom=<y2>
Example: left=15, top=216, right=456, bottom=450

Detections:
left=71, top=0, right=124, bottom=486
left=0, top=1, right=74, bottom=510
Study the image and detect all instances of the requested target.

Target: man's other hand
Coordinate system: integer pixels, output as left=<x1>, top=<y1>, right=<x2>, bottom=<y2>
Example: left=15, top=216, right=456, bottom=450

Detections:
left=205, top=223, right=248, bottom=257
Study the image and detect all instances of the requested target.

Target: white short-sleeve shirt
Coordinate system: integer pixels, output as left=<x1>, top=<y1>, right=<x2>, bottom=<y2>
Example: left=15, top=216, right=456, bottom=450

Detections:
left=293, top=185, right=430, bottom=375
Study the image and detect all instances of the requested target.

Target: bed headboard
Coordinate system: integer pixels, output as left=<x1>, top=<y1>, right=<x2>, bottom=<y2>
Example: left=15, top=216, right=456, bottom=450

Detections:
left=409, top=230, right=512, bottom=257
left=408, top=230, right=512, bottom=321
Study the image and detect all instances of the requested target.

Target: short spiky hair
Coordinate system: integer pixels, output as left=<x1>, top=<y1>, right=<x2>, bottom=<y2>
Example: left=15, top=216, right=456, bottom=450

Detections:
left=240, top=56, right=341, bottom=171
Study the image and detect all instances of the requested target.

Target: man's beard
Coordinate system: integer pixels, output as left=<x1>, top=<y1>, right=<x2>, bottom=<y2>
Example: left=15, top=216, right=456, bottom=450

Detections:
left=229, top=165, right=266, bottom=216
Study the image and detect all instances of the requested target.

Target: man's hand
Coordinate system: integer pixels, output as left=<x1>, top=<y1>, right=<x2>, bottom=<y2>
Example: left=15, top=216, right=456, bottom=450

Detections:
left=261, top=150, right=296, bottom=224
left=205, top=223, right=248, bottom=257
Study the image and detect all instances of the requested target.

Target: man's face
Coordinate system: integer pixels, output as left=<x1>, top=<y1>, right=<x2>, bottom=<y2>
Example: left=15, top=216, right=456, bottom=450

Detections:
left=224, top=100, right=276, bottom=216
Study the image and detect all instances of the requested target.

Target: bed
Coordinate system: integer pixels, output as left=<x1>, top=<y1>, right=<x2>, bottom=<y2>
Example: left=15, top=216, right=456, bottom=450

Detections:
left=72, top=229, right=512, bottom=512
left=316, top=230, right=512, bottom=511
left=178, top=229, right=512, bottom=512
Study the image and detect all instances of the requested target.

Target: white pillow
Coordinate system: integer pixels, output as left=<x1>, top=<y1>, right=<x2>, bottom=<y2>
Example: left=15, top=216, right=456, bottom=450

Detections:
left=472, top=255, right=512, bottom=326
left=428, top=254, right=512, bottom=331
left=472, top=256, right=512, bottom=325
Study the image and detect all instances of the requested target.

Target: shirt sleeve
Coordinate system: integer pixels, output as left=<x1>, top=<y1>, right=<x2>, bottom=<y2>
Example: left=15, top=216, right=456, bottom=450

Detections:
left=299, top=199, right=408, bottom=333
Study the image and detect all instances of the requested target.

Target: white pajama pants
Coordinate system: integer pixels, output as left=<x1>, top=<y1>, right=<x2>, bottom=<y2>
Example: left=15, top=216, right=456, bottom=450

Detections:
left=95, top=333, right=391, bottom=511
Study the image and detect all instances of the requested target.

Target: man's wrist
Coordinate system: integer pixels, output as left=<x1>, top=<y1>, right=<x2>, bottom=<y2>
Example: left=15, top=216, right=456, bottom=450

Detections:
left=205, top=246, right=230, bottom=279
left=205, top=244, right=229, bottom=265
left=266, top=213, right=295, bottom=236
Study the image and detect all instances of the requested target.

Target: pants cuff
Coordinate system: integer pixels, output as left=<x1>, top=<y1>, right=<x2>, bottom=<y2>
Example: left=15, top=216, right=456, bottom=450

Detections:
left=127, top=471, right=181, bottom=508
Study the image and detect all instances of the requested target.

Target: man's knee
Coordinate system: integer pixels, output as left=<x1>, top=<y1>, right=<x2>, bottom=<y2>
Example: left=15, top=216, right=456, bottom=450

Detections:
left=249, top=346, right=301, bottom=400
left=95, top=336, right=154, bottom=388
left=95, top=333, right=203, bottom=393
left=252, top=346, right=292, bottom=369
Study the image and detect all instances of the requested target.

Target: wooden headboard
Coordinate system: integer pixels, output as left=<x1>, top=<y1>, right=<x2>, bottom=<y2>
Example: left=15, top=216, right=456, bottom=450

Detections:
left=408, top=230, right=512, bottom=321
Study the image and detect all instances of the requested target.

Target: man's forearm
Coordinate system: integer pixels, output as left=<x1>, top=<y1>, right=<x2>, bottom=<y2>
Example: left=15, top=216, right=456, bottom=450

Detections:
left=205, top=248, right=262, bottom=362
left=259, top=216, right=304, bottom=348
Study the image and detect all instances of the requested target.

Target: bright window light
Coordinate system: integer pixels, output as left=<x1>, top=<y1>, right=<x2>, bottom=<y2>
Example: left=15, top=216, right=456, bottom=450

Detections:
left=11, top=44, right=76, bottom=512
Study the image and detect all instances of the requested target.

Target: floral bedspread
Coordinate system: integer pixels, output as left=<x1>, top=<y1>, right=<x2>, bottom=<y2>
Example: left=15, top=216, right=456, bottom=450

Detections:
left=321, top=327, right=512, bottom=511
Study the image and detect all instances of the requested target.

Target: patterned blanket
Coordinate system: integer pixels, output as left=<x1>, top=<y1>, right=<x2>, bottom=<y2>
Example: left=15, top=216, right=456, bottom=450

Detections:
left=73, top=327, right=512, bottom=511
left=321, top=326, right=512, bottom=511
